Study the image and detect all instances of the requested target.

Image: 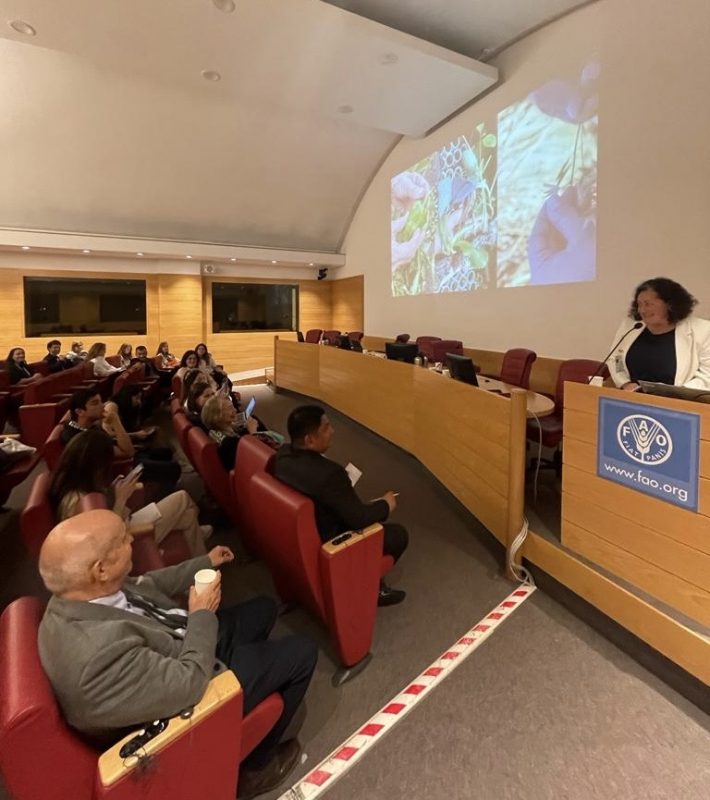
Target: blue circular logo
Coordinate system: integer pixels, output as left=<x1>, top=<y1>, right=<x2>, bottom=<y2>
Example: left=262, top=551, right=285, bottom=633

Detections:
left=616, top=414, right=673, bottom=465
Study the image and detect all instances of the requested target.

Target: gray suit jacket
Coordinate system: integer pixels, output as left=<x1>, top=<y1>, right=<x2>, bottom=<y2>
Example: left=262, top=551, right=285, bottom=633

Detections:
left=38, top=555, right=223, bottom=739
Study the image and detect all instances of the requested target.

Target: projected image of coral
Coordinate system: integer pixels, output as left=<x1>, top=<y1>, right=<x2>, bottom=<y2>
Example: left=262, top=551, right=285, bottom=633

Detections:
left=390, top=61, right=599, bottom=295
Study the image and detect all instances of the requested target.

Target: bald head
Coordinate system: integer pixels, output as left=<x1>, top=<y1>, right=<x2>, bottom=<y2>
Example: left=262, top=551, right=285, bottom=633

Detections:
left=39, top=510, right=130, bottom=598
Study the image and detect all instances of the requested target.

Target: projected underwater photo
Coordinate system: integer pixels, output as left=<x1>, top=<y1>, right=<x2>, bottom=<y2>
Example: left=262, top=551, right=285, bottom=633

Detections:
left=390, top=60, right=599, bottom=296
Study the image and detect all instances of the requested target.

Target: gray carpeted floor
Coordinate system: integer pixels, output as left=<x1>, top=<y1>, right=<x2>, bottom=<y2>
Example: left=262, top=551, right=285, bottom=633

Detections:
left=1, top=385, right=707, bottom=800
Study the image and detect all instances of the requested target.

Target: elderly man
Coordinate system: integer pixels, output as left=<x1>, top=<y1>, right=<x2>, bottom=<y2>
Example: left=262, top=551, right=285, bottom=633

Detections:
left=38, top=510, right=317, bottom=799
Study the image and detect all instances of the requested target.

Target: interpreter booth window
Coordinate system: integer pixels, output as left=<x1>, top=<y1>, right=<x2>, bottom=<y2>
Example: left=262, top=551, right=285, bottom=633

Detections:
left=23, top=277, right=147, bottom=337
left=211, top=283, right=298, bottom=332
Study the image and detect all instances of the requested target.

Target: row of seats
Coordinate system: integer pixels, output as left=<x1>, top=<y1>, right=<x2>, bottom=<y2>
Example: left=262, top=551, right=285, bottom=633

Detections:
left=302, top=329, right=364, bottom=346
left=171, top=393, right=391, bottom=680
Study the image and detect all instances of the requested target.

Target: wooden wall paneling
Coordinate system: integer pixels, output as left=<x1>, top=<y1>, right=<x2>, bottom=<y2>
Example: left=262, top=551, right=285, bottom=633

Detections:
left=274, top=339, right=320, bottom=397
left=528, top=356, right=562, bottom=396
left=463, top=348, right=504, bottom=378
left=331, top=275, right=363, bottom=334
left=361, top=335, right=390, bottom=351
left=156, top=274, right=203, bottom=360
left=523, top=532, right=710, bottom=685
left=563, top=521, right=710, bottom=626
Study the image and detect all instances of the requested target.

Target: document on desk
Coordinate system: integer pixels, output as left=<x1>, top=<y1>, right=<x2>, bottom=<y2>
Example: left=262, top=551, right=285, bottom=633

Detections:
left=345, top=462, right=362, bottom=486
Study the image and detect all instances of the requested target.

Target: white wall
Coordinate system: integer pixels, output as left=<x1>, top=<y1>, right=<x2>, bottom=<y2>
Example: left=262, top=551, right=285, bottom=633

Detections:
left=340, top=0, right=710, bottom=359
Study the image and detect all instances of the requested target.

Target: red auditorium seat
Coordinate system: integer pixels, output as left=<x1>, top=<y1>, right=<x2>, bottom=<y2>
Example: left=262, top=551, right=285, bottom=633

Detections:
left=304, top=329, right=323, bottom=344
left=395, top=333, right=410, bottom=343
left=249, top=468, right=393, bottom=683
left=0, top=452, right=40, bottom=508
left=414, top=336, right=442, bottom=360
left=186, top=426, right=240, bottom=527
left=430, top=339, right=464, bottom=362
left=322, top=330, right=341, bottom=346
left=0, top=596, right=284, bottom=800
left=347, top=331, right=364, bottom=342
left=500, top=348, right=537, bottom=389
left=526, top=358, right=609, bottom=471
left=230, top=435, right=277, bottom=556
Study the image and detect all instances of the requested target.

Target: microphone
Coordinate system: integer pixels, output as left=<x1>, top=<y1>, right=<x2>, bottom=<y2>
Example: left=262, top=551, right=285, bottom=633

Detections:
left=588, top=322, right=643, bottom=384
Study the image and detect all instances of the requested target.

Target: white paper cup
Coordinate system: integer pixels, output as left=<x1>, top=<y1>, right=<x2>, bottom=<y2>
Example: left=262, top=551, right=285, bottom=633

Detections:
left=194, top=568, right=218, bottom=595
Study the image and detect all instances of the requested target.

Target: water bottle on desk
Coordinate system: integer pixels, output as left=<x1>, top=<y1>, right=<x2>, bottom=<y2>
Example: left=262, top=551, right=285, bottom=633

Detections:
left=414, top=356, right=422, bottom=367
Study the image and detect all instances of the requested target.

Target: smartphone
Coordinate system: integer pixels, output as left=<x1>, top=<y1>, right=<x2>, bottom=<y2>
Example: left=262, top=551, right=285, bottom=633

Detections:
left=331, top=532, right=352, bottom=546
left=245, top=396, right=256, bottom=419
left=122, top=462, right=144, bottom=483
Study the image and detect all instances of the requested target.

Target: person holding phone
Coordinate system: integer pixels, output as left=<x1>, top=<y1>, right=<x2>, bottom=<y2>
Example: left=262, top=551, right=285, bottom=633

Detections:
left=49, top=429, right=212, bottom=556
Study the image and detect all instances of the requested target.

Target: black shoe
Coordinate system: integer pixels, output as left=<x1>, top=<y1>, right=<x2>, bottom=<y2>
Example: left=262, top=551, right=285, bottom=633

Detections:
left=237, top=739, right=301, bottom=799
left=377, top=584, right=406, bottom=607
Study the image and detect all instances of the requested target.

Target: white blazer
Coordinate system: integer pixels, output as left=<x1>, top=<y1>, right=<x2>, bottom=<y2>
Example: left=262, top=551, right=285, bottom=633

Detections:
left=91, top=356, right=121, bottom=377
left=607, top=316, right=710, bottom=390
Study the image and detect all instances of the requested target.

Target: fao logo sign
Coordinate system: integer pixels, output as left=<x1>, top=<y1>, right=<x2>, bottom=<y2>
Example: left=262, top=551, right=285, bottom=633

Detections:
left=617, top=415, right=672, bottom=465
left=598, top=398, right=699, bottom=512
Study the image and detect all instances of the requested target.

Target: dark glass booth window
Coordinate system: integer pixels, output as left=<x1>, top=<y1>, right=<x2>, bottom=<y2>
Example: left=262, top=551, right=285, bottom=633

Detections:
left=212, top=283, right=298, bottom=332
left=24, top=277, right=147, bottom=337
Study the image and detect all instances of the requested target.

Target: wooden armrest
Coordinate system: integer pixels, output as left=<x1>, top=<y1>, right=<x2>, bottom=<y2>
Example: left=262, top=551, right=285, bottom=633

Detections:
left=321, top=523, right=383, bottom=556
left=98, top=671, right=240, bottom=787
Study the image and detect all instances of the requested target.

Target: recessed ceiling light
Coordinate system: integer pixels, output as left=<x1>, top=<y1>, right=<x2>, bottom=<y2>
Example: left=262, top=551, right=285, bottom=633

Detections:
left=230, top=258, right=237, bottom=262
left=9, top=20, right=36, bottom=36
left=82, top=249, right=91, bottom=254
left=271, top=260, right=277, bottom=264
left=201, top=70, right=221, bottom=82
left=308, top=262, right=314, bottom=266
left=337, top=104, right=354, bottom=115
left=21, top=246, right=31, bottom=250
left=136, top=252, right=144, bottom=257
left=212, top=0, right=236, bottom=12
left=186, top=255, right=193, bottom=259
left=379, top=52, right=399, bottom=66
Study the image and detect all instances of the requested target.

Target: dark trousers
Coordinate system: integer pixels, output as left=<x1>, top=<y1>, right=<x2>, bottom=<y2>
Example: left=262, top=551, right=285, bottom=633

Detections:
left=216, top=597, right=318, bottom=769
left=383, top=522, right=408, bottom=563
left=135, top=448, right=181, bottom=496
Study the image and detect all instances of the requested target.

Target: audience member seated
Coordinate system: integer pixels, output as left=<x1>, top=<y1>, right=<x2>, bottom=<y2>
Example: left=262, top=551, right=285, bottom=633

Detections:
left=64, top=340, right=87, bottom=363
left=156, top=340, right=179, bottom=369
left=62, top=388, right=181, bottom=495
left=5, top=347, right=41, bottom=386
left=49, top=431, right=210, bottom=556
left=196, top=342, right=234, bottom=391
left=43, top=339, right=71, bottom=373
left=87, top=342, right=123, bottom=377
left=37, top=510, right=317, bottom=797
left=185, top=381, right=216, bottom=426
left=132, top=344, right=160, bottom=378
left=117, top=343, right=133, bottom=369
left=176, top=350, right=210, bottom=384
left=106, top=385, right=157, bottom=440
left=201, top=395, right=259, bottom=471
left=180, top=367, right=214, bottom=403
left=273, top=405, right=408, bottom=606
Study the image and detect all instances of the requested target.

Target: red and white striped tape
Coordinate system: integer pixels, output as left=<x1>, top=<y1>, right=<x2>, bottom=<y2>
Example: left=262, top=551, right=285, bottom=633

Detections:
left=279, top=583, right=536, bottom=800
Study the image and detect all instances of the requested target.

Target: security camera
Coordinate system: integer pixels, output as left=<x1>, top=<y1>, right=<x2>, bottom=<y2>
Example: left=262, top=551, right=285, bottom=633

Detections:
left=317, top=268, right=328, bottom=281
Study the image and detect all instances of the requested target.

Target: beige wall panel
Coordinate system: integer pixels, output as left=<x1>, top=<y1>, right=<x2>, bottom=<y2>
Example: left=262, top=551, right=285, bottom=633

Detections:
left=563, top=521, right=710, bottom=627
left=464, top=348, right=504, bottom=379
left=157, top=274, right=203, bottom=359
left=274, top=340, right=320, bottom=397
left=361, top=335, right=390, bottom=351
left=563, top=493, right=710, bottom=592
left=524, top=532, right=710, bottom=686
left=331, top=276, right=363, bottom=333
left=563, top=464, right=710, bottom=556
left=528, top=357, right=562, bottom=396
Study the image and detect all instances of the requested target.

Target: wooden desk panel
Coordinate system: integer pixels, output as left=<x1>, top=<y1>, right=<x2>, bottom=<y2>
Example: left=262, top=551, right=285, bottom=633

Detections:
left=274, top=341, right=526, bottom=546
left=561, top=383, right=710, bottom=627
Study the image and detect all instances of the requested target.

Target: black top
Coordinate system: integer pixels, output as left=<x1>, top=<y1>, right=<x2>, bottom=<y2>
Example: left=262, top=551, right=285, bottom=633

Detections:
left=625, top=328, right=677, bottom=385
left=43, top=353, right=71, bottom=374
left=273, top=444, right=389, bottom=543
left=61, top=422, right=114, bottom=448
left=7, top=361, right=34, bottom=385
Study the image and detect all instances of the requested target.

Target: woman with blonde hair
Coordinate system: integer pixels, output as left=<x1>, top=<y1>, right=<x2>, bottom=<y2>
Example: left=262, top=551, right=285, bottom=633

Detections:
left=87, top=342, right=123, bottom=377
left=117, top=343, right=133, bottom=369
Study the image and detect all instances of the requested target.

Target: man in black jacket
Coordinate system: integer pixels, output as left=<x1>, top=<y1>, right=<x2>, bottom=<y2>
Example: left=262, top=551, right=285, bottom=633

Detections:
left=273, top=405, right=408, bottom=606
left=43, top=339, right=71, bottom=373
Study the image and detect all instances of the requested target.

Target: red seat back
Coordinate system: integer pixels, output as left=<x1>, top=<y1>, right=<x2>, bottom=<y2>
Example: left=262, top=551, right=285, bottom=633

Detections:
left=430, top=340, right=463, bottom=362
left=0, top=598, right=98, bottom=800
left=500, top=348, right=537, bottom=389
left=415, top=336, right=442, bottom=361
left=395, top=333, right=410, bottom=343
left=232, top=436, right=277, bottom=555
left=249, top=472, right=326, bottom=617
left=555, top=359, right=609, bottom=414
left=43, top=424, right=65, bottom=471
left=347, top=331, right=364, bottom=342
left=304, top=329, right=322, bottom=344
left=173, top=413, right=194, bottom=461
left=20, top=473, right=56, bottom=559
left=186, top=427, right=234, bottom=518
left=323, top=330, right=341, bottom=346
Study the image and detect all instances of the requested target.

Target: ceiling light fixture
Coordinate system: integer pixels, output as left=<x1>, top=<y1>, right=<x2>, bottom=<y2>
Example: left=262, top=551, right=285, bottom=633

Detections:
left=21, top=246, right=31, bottom=250
left=271, top=260, right=277, bottom=264
left=230, top=258, right=237, bottom=262
left=9, top=20, right=36, bottom=36
left=212, top=0, right=236, bottom=12
left=186, top=255, right=193, bottom=259
left=308, top=262, right=314, bottom=266
left=136, top=252, right=144, bottom=257
left=201, top=70, right=221, bottom=82
left=82, top=249, right=91, bottom=254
